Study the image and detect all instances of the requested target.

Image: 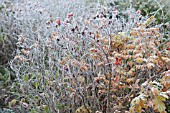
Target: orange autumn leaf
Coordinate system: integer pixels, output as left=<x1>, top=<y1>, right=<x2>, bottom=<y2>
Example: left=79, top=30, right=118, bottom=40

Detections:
left=155, top=49, right=162, bottom=58
left=80, top=66, right=88, bottom=71
left=114, top=76, right=119, bottom=83
left=90, top=48, right=98, bottom=53
left=69, top=87, right=75, bottom=92
left=128, top=61, right=134, bottom=67
left=124, top=44, right=135, bottom=49
left=151, top=87, right=159, bottom=96
left=138, top=98, right=146, bottom=108
left=161, top=57, right=170, bottom=64
left=167, top=47, right=170, bottom=50
left=126, top=78, right=135, bottom=84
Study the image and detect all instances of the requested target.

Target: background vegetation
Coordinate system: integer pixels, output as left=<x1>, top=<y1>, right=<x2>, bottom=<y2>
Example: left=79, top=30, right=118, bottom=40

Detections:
left=0, top=0, right=169, bottom=113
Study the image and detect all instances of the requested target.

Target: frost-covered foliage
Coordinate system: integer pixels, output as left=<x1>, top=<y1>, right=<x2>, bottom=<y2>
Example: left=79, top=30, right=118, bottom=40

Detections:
left=0, top=0, right=168, bottom=113
left=0, top=0, right=18, bottom=65
left=0, top=108, right=15, bottom=113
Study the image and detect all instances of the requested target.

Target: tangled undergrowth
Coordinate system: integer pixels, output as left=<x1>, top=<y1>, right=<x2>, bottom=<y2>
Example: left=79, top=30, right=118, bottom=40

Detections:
left=0, top=0, right=17, bottom=66
left=0, top=0, right=169, bottom=113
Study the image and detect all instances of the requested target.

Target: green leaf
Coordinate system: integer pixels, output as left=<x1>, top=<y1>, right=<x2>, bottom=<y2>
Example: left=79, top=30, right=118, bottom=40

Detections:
left=24, top=75, right=29, bottom=82
left=30, top=109, right=39, bottom=113
left=56, top=103, right=63, bottom=110
left=38, top=74, right=42, bottom=79
left=125, top=87, right=130, bottom=93
left=43, top=105, right=49, bottom=113
left=56, top=72, right=59, bottom=79
left=158, top=103, right=165, bottom=113
left=0, top=66, right=9, bottom=75
left=33, top=82, right=38, bottom=89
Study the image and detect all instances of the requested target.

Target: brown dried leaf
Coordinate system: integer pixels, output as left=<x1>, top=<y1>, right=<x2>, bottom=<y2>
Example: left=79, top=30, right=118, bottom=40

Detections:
left=126, top=78, right=135, bottom=84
